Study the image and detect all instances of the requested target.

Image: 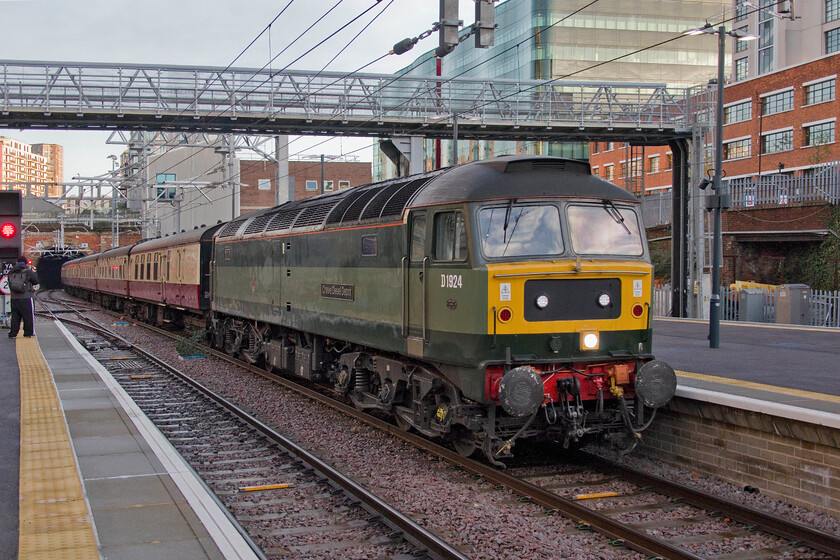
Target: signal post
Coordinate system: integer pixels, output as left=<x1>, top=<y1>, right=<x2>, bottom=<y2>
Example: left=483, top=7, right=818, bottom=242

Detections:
left=0, top=191, right=23, bottom=327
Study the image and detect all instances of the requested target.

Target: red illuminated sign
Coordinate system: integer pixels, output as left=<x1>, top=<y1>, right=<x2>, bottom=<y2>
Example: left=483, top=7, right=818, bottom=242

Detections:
left=0, top=222, right=16, bottom=238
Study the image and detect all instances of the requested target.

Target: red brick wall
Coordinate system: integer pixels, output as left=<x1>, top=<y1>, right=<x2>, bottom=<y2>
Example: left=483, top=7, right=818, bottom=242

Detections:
left=22, top=230, right=142, bottom=256
left=723, top=54, right=840, bottom=178
left=240, top=160, right=372, bottom=212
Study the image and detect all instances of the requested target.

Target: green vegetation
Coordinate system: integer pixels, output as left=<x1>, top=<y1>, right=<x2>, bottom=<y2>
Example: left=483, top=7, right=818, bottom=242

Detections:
left=174, top=329, right=206, bottom=357
left=800, top=206, right=840, bottom=290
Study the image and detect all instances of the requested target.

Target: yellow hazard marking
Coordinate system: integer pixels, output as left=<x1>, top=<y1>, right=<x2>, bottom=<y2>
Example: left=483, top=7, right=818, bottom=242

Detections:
left=656, top=317, right=840, bottom=334
left=129, top=375, right=154, bottom=379
left=17, top=337, right=98, bottom=560
left=676, top=370, right=840, bottom=405
left=574, top=492, right=619, bottom=500
left=239, top=483, right=291, bottom=492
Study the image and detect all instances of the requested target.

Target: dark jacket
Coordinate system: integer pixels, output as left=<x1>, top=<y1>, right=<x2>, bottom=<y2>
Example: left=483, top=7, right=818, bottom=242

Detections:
left=8, top=263, right=39, bottom=300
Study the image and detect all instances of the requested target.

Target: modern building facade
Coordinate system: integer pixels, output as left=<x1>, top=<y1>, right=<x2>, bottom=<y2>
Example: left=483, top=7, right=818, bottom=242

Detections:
left=731, top=0, right=839, bottom=82
left=373, top=0, right=730, bottom=179
left=0, top=137, right=64, bottom=197
left=592, top=1, right=840, bottom=194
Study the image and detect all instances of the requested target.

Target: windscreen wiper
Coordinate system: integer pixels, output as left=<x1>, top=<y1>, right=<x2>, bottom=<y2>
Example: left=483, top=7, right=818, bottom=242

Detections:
left=503, top=198, right=515, bottom=243
left=603, top=200, right=631, bottom=235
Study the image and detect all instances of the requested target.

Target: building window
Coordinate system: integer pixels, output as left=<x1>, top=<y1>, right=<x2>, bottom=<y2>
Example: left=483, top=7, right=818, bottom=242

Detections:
left=735, top=58, right=749, bottom=81
left=666, top=153, right=673, bottom=170
left=735, top=26, right=750, bottom=52
left=761, top=129, right=793, bottom=154
left=626, top=158, right=642, bottom=177
left=827, top=28, right=840, bottom=54
left=736, top=0, right=749, bottom=20
left=592, top=143, right=600, bottom=154
left=305, top=180, right=318, bottom=191
left=761, top=89, right=794, bottom=115
left=723, top=138, right=751, bottom=160
left=804, top=121, right=835, bottom=146
left=828, top=0, right=840, bottom=23
left=805, top=79, right=835, bottom=105
left=592, top=166, right=599, bottom=177
left=604, top=165, right=614, bottom=180
left=155, top=173, right=176, bottom=200
left=648, top=155, right=660, bottom=173
left=339, top=180, right=350, bottom=190
left=323, top=180, right=334, bottom=192
left=606, top=142, right=614, bottom=151
left=724, top=100, right=751, bottom=124
left=258, top=178, right=271, bottom=191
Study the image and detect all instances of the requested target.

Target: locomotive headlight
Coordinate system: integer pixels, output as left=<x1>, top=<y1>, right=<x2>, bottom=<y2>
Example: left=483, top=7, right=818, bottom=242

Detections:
left=597, top=292, right=611, bottom=308
left=535, top=293, right=549, bottom=309
left=581, top=331, right=599, bottom=350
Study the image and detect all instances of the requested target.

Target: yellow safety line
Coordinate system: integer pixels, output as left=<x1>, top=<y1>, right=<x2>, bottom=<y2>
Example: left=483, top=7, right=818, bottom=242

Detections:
left=657, top=317, right=840, bottom=334
left=677, top=370, right=840, bottom=405
left=17, top=337, right=98, bottom=560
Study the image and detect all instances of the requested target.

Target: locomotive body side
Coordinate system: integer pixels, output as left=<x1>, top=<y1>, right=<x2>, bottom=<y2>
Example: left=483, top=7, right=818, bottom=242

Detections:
left=63, top=156, right=675, bottom=463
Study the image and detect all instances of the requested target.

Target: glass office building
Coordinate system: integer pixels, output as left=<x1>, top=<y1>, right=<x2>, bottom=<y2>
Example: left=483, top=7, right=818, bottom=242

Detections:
left=375, top=0, right=729, bottom=178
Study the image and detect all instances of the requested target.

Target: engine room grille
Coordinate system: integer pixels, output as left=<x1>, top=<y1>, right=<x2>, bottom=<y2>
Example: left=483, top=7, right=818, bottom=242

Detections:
left=218, top=219, right=246, bottom=237
left=265, top=209, right=300, bottom=232
left=293, top=203, right=337, bottom=228
left=243, top=213, right=273, bottom=235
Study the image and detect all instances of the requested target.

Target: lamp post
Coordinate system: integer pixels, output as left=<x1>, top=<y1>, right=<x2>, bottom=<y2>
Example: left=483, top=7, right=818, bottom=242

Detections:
left=684, top=23, right=757, bottom=348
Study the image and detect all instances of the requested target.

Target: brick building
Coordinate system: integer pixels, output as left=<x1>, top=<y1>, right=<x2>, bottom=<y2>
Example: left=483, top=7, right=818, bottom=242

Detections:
left=240, top=159, right=372, bottom=214
left=589, top=53, right=840, bottom=194
left=0, top=137, right=64, bottom=197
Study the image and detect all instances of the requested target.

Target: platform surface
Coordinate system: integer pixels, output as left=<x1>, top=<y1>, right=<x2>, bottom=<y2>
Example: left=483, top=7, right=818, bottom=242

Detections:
left=0, top=319, right=257, bottom=560
left=653, top=318, right=840, bottom=418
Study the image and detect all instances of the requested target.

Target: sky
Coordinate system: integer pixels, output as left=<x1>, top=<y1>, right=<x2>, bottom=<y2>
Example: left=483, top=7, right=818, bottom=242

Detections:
left=0, top=0, right=479, bottom=180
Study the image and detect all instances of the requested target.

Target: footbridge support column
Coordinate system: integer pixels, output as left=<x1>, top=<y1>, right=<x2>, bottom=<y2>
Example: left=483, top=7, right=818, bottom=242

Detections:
left=379, top=136, right=425, bottom=177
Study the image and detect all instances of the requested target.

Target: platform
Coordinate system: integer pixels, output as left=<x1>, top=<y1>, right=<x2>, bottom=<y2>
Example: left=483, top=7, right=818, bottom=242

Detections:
left=0, top=318, right=260, bottom=560
left=653, top=317, right=840, bottom=424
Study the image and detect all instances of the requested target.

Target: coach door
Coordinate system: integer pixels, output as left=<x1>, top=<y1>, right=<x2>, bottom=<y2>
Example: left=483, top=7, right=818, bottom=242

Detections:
left=405, top=211, right=427, bottom=358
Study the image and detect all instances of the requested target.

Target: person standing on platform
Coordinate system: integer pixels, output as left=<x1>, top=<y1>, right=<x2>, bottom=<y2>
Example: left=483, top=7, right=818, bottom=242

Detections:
left=8, top=255, right=39, bottom=339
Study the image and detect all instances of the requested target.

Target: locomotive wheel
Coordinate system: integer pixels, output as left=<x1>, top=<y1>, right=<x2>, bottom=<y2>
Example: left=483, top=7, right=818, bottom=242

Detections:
left=450, top=424, right=477, bottom=458
left=394, top=411, right=414, bottom=432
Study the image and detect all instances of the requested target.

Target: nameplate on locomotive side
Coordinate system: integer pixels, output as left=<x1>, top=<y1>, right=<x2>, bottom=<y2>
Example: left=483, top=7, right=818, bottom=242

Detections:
left=321, top=283, right=355, bottom=301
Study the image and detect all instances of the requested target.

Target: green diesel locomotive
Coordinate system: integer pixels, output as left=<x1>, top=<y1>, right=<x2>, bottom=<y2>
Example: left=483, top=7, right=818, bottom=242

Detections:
left=208, top=156, right=676, bottom=463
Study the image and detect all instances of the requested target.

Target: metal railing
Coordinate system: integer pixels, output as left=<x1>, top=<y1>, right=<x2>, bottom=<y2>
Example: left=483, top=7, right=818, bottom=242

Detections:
left=652, top=284, right=840, bottom=328
left=640, top=164, right=840, bottom=228
left=725, top=167, right=840, bottom=207
left=0, top=60, right=707, bottom=139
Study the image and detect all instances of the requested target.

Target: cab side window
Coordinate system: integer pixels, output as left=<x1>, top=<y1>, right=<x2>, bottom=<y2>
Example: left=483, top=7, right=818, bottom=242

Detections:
left=433, top=211, right=468, bottom=262
left=410, top=214, right=426, bottom=262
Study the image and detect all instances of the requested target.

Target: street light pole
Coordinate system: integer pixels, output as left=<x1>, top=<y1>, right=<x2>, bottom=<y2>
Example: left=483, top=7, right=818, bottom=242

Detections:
left=708, top=26, right=727, bottom=348
left=684, top=22, right=756, bottom=348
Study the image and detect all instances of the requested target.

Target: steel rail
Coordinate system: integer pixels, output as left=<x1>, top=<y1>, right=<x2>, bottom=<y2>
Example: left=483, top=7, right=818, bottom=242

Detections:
left=129, top=323, right=704, bottom=560
left=47, top=312, right=469, bottom=560
left=582, top=453, right=840, bottom=557
left=47, top=296, right=839, bottom=559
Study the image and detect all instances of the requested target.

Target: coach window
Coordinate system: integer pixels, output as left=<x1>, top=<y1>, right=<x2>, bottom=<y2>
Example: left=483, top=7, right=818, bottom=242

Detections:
left=410, top=213, right=426, bottom=261
left=433, top=211, right=468, bottom=262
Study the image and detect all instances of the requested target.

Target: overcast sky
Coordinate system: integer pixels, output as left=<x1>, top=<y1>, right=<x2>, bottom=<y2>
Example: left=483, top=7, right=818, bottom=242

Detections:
left=0, top=0, right=478, bottom=179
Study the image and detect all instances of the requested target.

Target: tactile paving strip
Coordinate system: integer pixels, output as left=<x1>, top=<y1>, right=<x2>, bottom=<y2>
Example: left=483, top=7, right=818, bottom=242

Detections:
left=17, top=337, right=98, bottom=560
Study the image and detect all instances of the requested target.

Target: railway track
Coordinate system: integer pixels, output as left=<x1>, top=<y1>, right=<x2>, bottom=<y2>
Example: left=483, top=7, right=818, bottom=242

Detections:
left=39, top=292, right=840, bottom=560
left=37, top=296, right=468, bottom=560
